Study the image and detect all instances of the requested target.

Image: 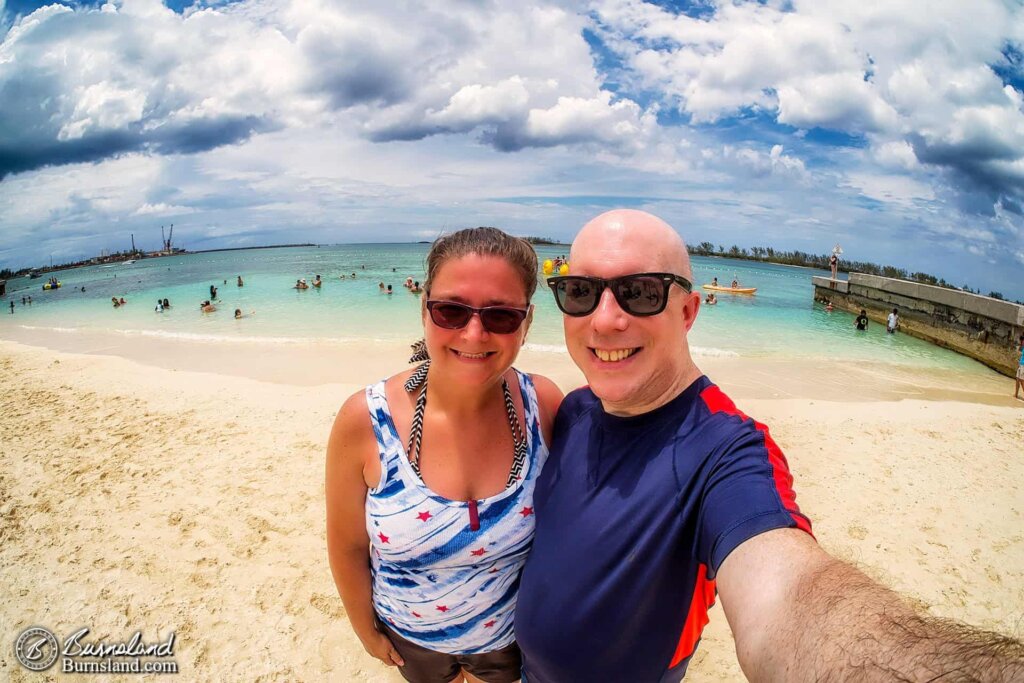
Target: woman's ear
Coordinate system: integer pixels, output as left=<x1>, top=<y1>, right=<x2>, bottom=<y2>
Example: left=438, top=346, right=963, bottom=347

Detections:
left=521, top=305, right=535, bottom=345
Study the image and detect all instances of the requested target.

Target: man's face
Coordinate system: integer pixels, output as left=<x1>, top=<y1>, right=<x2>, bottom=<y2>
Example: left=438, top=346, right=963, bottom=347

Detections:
left=562, top=232, right=700, bottom=414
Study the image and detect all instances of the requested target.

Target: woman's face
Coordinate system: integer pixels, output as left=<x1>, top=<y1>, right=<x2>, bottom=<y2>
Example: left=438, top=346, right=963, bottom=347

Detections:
left=422, top=253, right=533, bottom=386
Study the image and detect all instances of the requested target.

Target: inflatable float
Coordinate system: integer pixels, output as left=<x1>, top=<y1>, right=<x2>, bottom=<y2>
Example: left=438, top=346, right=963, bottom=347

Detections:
left=542, top=259, right=570, bottom=276
left=702, top=284, right=757, bottom=294
left=42, top=281, right=62, bottom=290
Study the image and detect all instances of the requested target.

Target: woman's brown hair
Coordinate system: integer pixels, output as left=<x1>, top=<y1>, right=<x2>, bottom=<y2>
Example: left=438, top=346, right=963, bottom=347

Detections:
left=423, top=227, right=538, bottom=302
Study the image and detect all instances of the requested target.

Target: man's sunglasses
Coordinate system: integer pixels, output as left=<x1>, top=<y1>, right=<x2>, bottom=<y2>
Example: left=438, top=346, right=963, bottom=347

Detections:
left=547, top=272, right=693, bottom=317
left=426, top=300, right=529, bottom=334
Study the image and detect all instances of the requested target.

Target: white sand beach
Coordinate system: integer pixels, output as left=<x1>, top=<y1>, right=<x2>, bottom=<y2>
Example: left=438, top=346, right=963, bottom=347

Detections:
left=1, top=337, right=1022, bottom=681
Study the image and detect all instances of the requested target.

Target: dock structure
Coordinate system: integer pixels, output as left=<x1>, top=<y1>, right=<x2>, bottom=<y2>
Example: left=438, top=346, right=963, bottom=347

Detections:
left=812, top=273, right=1024, bottom=377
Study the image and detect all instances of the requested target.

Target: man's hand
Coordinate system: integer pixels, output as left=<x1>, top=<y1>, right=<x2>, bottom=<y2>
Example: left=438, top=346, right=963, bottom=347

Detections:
left=361, top=629, right=405, bottom=667
left=717, top=528, right=1024, bottom=682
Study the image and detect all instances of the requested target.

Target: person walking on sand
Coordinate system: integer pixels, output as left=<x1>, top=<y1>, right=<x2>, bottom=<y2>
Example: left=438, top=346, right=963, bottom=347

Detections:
left=8, top=301, right=13, bottom=314
left=887, top=307, right=899, bottom=334
left=1015, top=337, right=1024, bottom=401
left=515, top=209, right=1024, bottom=683
left=326, top=227, right=562, bottom=683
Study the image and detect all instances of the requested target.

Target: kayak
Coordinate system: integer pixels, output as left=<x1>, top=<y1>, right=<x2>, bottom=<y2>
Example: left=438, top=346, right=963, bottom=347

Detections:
left=702, top=284, right=757, bottom=294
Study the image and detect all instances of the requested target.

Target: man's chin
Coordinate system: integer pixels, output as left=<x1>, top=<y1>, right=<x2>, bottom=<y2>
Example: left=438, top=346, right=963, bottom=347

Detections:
left=585, top=378, right=638, bottom=409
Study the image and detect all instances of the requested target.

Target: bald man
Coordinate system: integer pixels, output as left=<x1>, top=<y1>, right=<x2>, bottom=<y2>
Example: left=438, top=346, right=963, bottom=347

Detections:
left=515, top=210, right=1023, bottom=682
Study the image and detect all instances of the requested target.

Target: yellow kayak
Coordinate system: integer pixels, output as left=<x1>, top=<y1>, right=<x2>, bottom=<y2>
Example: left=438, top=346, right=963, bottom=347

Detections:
left=702, top=284, right=757, bottom=294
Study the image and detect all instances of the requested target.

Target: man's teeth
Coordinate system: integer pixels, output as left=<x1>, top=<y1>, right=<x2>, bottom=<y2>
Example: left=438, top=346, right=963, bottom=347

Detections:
left=456, top=351, right=489, bottom=359
left=594, top=348, right=636, bottom=362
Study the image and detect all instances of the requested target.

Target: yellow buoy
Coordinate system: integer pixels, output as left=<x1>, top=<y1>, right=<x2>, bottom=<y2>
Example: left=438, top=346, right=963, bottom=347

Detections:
left=558, top=263, right=569, bottom=275
left=542, top=259, right=553, bottom=275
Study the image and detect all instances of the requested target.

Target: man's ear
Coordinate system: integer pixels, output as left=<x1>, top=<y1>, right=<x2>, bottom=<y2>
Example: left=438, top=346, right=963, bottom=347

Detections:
left=681, top=292, right=700, bottom=332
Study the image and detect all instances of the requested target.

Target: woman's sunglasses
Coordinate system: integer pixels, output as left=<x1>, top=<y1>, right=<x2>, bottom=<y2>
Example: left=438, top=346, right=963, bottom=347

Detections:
left=426, top=300, right=529, bottom=334
left=547, top=272, right=693, bottom=317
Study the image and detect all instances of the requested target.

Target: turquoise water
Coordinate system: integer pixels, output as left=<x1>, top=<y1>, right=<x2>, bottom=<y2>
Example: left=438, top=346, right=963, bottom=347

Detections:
left=0, top=244, right=990, bottom=374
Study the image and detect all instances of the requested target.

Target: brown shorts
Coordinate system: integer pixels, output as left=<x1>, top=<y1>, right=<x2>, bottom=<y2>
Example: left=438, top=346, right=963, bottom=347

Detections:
left=377, top=619, right=522, bottom=683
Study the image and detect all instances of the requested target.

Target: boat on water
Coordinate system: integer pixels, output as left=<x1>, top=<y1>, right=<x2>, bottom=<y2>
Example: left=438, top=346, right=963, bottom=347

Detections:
left=702, top=284, right=757, bottom=294
left=124, top=260, right=136, bottom=265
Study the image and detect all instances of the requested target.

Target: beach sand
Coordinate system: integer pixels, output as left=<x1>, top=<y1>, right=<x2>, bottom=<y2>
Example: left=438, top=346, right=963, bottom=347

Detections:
left=1, top=337, right=1022, bottom=681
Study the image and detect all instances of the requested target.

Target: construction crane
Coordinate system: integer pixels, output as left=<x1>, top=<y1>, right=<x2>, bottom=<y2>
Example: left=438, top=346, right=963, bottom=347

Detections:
left=159, top=224, right=175, bottom=253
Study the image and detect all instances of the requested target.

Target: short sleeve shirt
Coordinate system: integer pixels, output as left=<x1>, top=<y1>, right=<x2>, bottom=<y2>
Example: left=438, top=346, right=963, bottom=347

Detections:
left=515, top=376, right=812, bottom=683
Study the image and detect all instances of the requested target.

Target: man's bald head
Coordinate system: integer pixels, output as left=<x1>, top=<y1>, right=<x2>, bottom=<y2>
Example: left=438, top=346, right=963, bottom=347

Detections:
left=561, top=208, right=703, bottom=416
left=570, top=209, right=692, bottom=281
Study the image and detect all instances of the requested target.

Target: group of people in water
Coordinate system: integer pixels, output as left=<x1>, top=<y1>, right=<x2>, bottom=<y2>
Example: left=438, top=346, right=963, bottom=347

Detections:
left=815, top=297, right=902, bottom=334
left=195, top=276, right=249, bottom=318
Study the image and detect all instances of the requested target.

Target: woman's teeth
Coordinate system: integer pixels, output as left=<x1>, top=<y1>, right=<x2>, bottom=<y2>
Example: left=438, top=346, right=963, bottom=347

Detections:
left=455, top=350, right=490, bottom=359
left=594, top=348, right=637, bottom=362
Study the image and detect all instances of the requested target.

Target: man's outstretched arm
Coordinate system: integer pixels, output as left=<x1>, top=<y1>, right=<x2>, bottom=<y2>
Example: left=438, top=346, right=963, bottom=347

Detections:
left=717, top=528, right=1024, bottom=682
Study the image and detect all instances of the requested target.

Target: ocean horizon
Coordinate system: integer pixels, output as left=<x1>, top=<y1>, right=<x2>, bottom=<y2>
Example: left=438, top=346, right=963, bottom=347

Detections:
left=0, top=243, right=996, bottom=378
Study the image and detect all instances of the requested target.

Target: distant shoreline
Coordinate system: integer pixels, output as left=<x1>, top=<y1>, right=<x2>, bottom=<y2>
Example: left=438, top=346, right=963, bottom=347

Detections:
left=188, top=244, right=315, bottom=255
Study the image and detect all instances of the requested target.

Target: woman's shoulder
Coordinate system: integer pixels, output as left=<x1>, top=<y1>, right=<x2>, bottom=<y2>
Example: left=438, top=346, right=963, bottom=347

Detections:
left=524, top=372, right=564, bottom=413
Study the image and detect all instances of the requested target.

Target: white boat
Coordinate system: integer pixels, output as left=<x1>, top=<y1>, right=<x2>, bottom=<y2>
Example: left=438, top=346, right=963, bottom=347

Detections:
left=124, top=260, right=136, bottom=265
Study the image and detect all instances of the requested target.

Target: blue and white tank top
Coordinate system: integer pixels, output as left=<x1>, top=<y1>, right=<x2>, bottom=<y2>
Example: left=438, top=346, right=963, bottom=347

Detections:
left=365, top=369, right=548, bottom=654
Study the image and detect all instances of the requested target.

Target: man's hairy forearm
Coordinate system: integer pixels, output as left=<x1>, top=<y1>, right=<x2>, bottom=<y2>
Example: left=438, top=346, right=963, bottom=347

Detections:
left=783, top=557, right=1024, bottom=682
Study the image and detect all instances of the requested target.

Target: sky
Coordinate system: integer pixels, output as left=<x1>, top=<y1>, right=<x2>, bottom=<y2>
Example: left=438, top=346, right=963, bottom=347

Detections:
left=1, top=0, right=1023, bottom=298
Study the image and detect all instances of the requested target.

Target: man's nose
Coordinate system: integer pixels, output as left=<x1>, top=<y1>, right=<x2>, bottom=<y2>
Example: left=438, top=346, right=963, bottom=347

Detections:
left=590, top=288, right=629, bottom=333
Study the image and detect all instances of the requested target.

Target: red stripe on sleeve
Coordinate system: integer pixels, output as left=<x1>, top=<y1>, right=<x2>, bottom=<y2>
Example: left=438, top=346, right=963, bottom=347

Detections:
left=668, top=563, right=716, bottom=668
left=699, top=385, right=813, bottom=537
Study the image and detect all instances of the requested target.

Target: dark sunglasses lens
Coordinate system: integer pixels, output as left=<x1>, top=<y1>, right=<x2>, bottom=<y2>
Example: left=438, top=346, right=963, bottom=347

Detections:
left=555, top=278, right=598, bottom=315
left=615, top=276, right=667, bottom=315
left=480, top=308, right=526, bottom=334
left=430, top=303, right=472, bottom=329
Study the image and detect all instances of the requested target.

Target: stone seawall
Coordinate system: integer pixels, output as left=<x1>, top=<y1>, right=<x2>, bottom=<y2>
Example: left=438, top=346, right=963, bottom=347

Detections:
left=812, top=273, right=1023, bottom=377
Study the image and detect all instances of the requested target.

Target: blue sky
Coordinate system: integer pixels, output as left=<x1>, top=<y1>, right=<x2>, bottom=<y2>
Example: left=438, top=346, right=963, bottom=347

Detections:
left=1, top=0, right=1023, bottom=298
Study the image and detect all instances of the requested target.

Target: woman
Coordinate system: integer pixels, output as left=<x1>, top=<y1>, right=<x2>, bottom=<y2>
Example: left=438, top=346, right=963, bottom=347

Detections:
left=326, top=228, right=562, bottom=683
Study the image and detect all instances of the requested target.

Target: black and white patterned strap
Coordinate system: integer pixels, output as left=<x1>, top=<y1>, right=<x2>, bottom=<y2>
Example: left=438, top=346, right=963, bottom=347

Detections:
left=404, top=362, right=527, bottom=487
left=502, top=380, right=528, bottom=487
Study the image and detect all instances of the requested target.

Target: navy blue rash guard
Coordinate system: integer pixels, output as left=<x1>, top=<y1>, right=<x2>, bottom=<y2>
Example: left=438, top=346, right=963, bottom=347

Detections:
left=515, top=376, right=812, bottom=683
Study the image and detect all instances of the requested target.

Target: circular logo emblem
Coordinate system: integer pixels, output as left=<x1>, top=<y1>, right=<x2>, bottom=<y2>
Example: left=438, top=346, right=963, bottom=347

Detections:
left=14, top=627, right=59, bottom=671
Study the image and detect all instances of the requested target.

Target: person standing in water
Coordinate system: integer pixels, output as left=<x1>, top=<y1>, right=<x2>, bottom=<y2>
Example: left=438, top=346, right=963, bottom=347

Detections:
left=855, top=309, right=869, bottom=331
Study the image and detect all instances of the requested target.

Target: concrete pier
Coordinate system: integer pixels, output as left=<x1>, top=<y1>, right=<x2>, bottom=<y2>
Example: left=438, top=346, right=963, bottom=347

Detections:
left=812, top=273, right=1023, bottom=377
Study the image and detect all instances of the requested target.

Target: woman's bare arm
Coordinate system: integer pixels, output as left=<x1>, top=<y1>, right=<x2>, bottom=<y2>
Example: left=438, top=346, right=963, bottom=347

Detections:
left=325, top=392, right=403, bottom=667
